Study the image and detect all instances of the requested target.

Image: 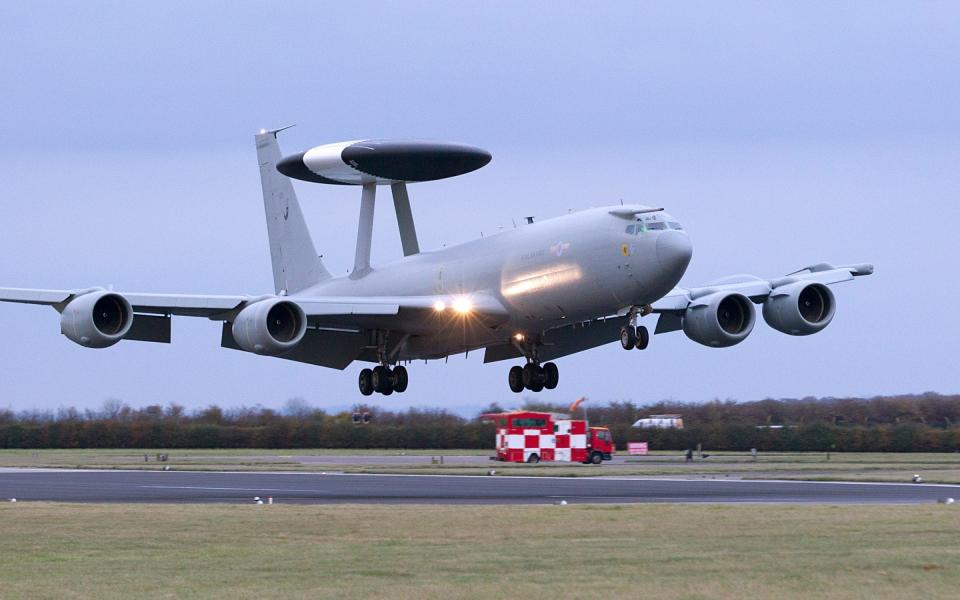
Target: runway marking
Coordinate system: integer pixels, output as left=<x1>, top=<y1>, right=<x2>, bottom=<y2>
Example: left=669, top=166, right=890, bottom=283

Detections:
left=139, top=485, right=330, bottom=493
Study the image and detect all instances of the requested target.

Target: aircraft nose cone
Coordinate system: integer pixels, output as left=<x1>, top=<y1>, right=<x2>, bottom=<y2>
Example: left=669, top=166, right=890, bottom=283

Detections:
left=656, top=230, right=693, bottom=276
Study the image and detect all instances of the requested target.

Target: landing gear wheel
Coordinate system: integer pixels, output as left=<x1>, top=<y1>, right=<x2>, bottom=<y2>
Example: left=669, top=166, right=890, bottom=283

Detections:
left=542, top=362, right=559, bottom=390
left=358, top=369, right=374, bottom=396
left=635, top=326, right=650, bottom=350
left=620, top=325, right=637, bottom=350
left=392, top=365, right=409, bottom=393
left=528, top=376, right=544, bottom=393
left=372, top=366, right=392, bottom=394
left=508, top=366, right=524, bottom=393
left=521, top=363, right=539, bottom=389
left=523, top=364, right=544, bottom=392
left=527, top=454, right=540, bottom=464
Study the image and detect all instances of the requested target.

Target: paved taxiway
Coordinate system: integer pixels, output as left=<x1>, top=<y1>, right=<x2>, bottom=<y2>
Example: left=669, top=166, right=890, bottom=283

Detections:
left=1, top=469, right=958, bottom=504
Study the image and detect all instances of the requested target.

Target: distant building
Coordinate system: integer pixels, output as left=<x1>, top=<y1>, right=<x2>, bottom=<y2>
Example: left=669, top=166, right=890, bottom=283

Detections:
left=632, top=414, right=684, bottom=429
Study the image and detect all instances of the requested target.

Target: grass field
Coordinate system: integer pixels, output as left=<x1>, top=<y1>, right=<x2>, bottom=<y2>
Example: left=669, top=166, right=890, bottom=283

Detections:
left=1, top=503, right=958, bottom=599
left=2, top=449, right=960, bottom=483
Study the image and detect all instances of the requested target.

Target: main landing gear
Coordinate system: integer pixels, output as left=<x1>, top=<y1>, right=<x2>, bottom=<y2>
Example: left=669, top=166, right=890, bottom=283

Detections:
left=506, top=335, right=559, bottom=393
left=358, top=330, right=409, bottom=396
left=358, top=365, right=408, bottom=396
left=508, top=362, right=559, bottom=393
left=620, top=305, right=652, bottom=351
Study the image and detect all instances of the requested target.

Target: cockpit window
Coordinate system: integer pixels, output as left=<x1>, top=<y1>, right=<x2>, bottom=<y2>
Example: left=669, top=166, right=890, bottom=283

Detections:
left=635, top=222, right=646, bottom=233
left=625, top=224, right=635, bottom=235
left=668, top=222, right=683, bottom=230
left=646, top=222, right=667, bottom=231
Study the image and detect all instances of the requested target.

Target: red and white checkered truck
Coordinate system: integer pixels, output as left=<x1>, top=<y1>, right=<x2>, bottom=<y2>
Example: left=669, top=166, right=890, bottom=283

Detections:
left=481, top=410, right=615, bottom=464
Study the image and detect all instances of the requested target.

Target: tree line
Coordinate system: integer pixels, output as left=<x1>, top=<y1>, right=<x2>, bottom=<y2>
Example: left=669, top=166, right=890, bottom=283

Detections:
left=0, top=393, right=958, bottom=451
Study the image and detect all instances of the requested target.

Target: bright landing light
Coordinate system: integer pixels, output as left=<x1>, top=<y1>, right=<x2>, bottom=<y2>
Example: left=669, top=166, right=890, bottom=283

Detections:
left=433, top=300, right=447, bottom=312
left=452, top=296, right=473, bottom=314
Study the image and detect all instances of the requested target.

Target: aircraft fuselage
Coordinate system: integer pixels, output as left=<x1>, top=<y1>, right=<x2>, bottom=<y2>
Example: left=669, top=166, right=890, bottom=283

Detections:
left=305, top=205, right=692, bottom=359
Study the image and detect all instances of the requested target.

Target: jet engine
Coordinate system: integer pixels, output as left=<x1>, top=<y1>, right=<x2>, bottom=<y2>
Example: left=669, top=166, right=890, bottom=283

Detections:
left=682, top=292, right=756, bottom=347
left=763, top=282, right=835, bottom=335
left=231, top=298, right=307, bottom=355
left=60, top=291, right=134, bottom=348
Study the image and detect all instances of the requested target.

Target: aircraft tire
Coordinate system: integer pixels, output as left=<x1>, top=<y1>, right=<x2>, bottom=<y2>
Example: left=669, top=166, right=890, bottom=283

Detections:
left=392, top=366, right=409, bottom=393
left=521, top=363, right=538, bottom=388
left=508, top=366, right=524, bottom=393
left=635, top=326, right=650, bottom=350
left=543, top=362, right=559, bottom=389
left=620, top=326, right=637, bottom=350
left=372, top=366, right=391, bottom=394
left=528, top=366, right=545, bottom=392
left=358, top=369, right=374, bottom=396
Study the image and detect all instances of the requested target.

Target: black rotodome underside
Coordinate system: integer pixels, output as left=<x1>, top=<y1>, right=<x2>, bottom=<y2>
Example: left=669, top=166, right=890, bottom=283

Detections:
left=275, top=151, right=351, bottom=185
left=342, top=140, right=491, bottom=182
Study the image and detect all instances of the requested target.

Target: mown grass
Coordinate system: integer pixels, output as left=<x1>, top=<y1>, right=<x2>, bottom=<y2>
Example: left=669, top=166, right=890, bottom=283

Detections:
left=0, top=503, right=958, bottom=599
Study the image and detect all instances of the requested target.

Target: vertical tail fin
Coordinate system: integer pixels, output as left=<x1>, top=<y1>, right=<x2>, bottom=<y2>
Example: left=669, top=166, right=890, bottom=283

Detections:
left=255, top=130, right=330, bottom=294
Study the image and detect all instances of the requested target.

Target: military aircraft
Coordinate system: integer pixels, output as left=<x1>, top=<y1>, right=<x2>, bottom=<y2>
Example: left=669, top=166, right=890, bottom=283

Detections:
left=0, top=129, right=873, bottom=396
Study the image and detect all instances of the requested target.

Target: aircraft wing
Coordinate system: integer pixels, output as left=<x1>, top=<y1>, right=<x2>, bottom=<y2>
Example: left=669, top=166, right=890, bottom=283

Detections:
left=0, top=288, right=247, bottom=317
left=0, top=287, right=508, bottom=326
left=650, top=262, right=874, bottom=333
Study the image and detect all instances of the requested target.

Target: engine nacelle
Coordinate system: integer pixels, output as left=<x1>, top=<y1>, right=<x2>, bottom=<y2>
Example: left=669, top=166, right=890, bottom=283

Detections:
left=683, top=292, right=756, bottom=348
left=60, top=291, right=133, bottom=348
left=231, top=298, right=307, bottom=355
left=763, top=282, right=835, bottom=335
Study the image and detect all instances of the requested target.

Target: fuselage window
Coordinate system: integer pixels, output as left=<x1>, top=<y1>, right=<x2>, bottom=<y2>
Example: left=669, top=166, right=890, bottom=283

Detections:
left=625, top=224, right=635, bottom=235
left=647, top=222, right=667, bottom=231
left=668, top=222, right=683, bottom=230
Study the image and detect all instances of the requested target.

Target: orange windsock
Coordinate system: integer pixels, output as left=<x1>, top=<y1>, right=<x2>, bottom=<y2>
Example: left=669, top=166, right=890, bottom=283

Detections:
left=569, top=397, right=587, bottom=412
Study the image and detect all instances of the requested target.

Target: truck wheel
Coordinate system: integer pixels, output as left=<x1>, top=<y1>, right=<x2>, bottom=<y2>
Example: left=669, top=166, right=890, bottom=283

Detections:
left=527, top=454, right=540, bottom=464
left=590, top=452, right=603, bottom=465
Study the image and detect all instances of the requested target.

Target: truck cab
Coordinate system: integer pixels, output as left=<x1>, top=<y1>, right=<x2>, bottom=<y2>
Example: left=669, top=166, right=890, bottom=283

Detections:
left=587, top=427, right=615, bottom=464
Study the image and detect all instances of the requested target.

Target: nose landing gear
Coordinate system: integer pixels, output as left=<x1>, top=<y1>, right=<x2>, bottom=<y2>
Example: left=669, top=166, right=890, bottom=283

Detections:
left=620, top=305, right=652, bottom=351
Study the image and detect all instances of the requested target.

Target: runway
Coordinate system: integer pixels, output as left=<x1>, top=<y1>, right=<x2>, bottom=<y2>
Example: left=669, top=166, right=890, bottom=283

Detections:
left=1, top=469, right=958, bottom=504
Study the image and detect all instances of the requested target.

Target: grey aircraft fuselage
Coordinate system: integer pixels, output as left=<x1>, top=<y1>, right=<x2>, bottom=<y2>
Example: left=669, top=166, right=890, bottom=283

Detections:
left=305, top=205, right=692, bottom=360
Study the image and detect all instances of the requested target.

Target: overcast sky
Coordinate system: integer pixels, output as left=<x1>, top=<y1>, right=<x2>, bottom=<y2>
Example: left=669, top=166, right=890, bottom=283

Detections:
left=0, top=1, right=957, bottom=416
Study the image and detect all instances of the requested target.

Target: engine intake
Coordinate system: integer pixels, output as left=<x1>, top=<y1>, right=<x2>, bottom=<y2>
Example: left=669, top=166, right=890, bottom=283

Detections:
left=682, top=292, right=755, bottom=347
left=60, top=291, right=134, bottom=348
left=231, top=298, right=307, bottom=355
left=763, top=282, right=835, bottom=335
